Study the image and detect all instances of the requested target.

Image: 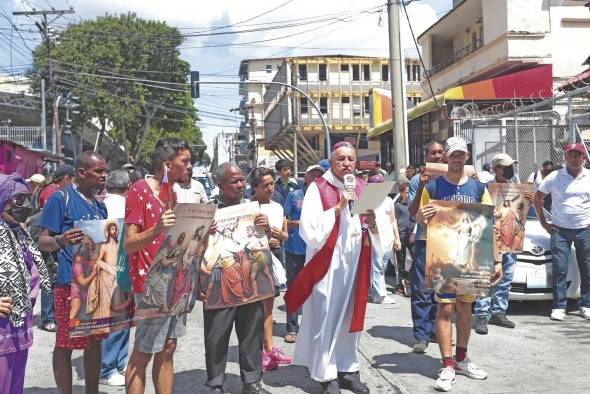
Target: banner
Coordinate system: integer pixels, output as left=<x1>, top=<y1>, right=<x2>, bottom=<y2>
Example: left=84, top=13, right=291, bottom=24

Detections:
left=425, top=201, right=495, bottom=296
left=69, top=219, right=133, bottom=337
left=199, top=201, right=275, bottom=309
left=135, top=203, right=216, bottom=320
left=425, top=163, right=476, bottom=179
left=487, top=183, right=532, bottom=253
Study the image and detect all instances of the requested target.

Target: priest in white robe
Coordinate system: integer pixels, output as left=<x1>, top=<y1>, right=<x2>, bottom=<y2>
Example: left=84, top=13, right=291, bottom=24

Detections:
left=284, top=142, right=379, bottom=394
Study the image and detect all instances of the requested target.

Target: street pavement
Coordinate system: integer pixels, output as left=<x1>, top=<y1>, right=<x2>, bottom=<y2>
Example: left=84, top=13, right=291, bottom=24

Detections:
left=24, top=281, right=589, bottom=393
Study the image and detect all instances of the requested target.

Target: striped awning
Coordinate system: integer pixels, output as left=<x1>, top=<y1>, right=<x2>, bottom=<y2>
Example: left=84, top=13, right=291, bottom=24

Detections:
left=367, top=64, right=553, bottom=139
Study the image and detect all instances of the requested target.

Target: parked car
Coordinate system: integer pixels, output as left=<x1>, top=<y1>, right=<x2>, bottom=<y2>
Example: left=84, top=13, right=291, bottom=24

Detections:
left=193, top=171, right=214, bottom=198
left=510, top=206, right=581, bottom=301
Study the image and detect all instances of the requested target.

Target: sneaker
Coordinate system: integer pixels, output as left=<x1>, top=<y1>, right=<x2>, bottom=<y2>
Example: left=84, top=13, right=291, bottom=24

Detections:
left=489, top=313, right=515, bottom=328
left=261, top=351, right=278, bottom=371
left=269, top=347, right=292, bottom=365
left=434, top=367, right=456, bottom=392
left=454, top=357, right=488, bottom=380
left=412, top=340, right=428, bottom=354
left=375, top=296, right=396, bottom=304
left=100, top=372, right=125, bottom=386
left=550, top=308, right=566, bottom=321
left=474, top=316, right=488, bottom=335
left=579, top=307, right=590, bottom=320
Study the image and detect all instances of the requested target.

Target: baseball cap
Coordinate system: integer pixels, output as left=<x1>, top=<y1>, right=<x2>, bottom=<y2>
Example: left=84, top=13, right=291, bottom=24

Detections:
left=305, top=164, right=325, bottom=174
left=318, top=159, right=330, bottom=171
left=565, top=143, right=586, bottom=155
left=491, top=153, right=518, bottom=168
left=445, top=136, right=468, bottom=156
left=53, top=164, right=76, bottom=181
left=26, top=173, right=45, bottom=184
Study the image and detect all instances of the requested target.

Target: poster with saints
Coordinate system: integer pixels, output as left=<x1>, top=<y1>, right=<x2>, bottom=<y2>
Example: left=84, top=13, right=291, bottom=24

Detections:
left=199, top=201, right=275, bottom=310
left=135, top=203, right=216, bottom=320
left=69, top=219, right=134, bottom=337
left=486, top=183, right=532, bottom=254
left=424, top=201, right=495, bottom=296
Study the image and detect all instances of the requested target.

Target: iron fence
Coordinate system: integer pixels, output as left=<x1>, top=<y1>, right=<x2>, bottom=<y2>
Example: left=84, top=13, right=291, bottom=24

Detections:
left=0, top=126, right=45, bottom=150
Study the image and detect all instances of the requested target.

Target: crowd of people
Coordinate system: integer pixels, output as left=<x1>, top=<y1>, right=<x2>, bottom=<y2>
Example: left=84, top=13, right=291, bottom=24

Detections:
left=0, top=135, right=588, bottom=394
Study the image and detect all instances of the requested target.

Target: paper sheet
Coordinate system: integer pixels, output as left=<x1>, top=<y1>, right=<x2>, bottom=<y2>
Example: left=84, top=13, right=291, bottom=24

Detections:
left=351, top=181, right=396, bottom=215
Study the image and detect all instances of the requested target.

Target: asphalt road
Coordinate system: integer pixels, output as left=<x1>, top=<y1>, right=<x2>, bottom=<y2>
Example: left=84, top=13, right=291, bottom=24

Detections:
left=24, top=283, right=590, bottom=393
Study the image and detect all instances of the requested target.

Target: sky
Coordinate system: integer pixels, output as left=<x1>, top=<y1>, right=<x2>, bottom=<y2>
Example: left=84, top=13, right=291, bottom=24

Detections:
left=0, top=0, right=452, bottom=161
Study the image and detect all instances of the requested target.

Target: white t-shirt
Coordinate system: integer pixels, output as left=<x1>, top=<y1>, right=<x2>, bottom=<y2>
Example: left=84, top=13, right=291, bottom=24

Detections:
left=104, top=193, right=126, bottom=219
left=375, top=196, right=395, bottom=250
left=173, top=179, right=209, bottom=204
left=538, top=167, right=590, bottom=229
left=527, top=171, right=547, bottom=190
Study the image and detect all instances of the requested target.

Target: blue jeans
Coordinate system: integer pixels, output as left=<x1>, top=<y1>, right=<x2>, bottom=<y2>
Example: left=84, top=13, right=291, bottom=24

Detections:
left=474, top=253, right=517, bottom=319
left=550, top=226, right=590, bottom=309
left=371, top=250, right=392, bottom=301
left=100, top=328, right=130, bottom=379
left=285, top=252, right=306, bottom=333
left=40, top=288, right=54, bottom=325
left=410, top=240, right=436, bottom=342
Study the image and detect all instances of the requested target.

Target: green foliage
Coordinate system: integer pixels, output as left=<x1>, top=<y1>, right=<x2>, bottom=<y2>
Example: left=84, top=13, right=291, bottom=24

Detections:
left=27, top=12, right=205, bottom=167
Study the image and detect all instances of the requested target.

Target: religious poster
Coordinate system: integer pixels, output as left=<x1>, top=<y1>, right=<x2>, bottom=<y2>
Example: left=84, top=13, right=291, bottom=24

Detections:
left=487, top=183, right=532, bottom=253
left=135, top=203, right=216, bottom=320
left=425, top=163, right=476, bottom=179
left=69, top=219, right=134, bottom=337
left=425, top=201, right=495, bottom=296
left=199, top=201, right=275, bottom=310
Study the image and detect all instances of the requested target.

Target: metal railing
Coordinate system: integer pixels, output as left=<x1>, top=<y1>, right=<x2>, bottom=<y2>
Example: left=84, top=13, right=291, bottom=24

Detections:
left=425, top=38, right=483, bottom=78
left=0, top=126, right=46, bottom=150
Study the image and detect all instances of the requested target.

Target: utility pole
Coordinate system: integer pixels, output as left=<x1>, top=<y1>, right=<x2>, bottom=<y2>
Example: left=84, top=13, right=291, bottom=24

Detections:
left=13, top=8, right=75, bottom=160
left=40, top=78, right=47, bottom=152
left=387, top=0, right=408, bottom=176
left=249, top=101, right=257, bottom=168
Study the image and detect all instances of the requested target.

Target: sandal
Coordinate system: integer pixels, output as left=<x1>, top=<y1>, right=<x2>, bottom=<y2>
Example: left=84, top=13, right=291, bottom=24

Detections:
left=284, top=332, right=297, bottom=343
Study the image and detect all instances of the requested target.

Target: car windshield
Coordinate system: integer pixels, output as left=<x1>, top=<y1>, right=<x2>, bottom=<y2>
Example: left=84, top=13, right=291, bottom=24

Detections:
left=195, top=176, right=212, bottom=196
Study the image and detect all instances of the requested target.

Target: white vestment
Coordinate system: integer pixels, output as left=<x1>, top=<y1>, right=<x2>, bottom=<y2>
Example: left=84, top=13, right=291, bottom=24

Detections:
left=293, top=170, right=379, bottom=382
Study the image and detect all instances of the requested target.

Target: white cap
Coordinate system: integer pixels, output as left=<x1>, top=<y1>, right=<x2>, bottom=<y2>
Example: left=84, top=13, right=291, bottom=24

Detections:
left=26, top=174, right=45, bottom=184
left=305, top=165, right=325, bottom=174
left=491, top=153, right=518, bottom=167
left=445, top=136, right=468, bottom=156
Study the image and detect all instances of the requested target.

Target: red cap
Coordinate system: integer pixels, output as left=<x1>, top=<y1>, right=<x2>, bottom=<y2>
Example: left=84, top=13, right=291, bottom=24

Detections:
left=564, top=143, right=586, bottom=155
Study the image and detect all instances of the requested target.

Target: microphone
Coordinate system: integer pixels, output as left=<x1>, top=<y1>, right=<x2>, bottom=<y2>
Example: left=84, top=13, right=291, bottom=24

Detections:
left=343, top=174, right=356, bottom=216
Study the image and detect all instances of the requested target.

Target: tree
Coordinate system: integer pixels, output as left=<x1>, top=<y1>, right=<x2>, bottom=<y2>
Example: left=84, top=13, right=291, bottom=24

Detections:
left=27, top=12, right=206, bottom=169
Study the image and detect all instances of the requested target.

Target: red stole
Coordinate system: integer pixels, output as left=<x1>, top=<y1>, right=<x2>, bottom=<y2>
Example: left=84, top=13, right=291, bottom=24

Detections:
left=283, top=175, right=373, bottom=333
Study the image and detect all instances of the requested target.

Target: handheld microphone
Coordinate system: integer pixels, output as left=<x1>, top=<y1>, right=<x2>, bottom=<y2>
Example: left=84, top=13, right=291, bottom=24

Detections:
left=343, top=174, right=356, bottom=216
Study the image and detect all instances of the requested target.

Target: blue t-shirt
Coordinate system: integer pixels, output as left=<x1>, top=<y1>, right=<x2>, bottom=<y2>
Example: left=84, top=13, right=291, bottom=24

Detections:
left=283, top=189, right=306, bottom=256
left=408, top=173, right=420, bottom=204
left=39, top=185, right=107, bottom=285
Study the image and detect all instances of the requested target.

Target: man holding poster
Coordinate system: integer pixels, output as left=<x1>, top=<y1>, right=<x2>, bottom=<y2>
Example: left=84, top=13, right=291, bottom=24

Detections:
left=124, top=138, right=192, bottom=394
left=284, top=142, right=378, bottom=394
left=416, top=137, right=502, bottom=392
left=475, top=153, right=533, bottom=335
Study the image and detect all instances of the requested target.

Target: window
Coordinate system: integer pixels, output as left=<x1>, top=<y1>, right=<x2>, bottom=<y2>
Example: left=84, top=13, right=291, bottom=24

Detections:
left=341, top=96, right=350, bottom=104
left=406, top=64, right=411, bottom=81
left=352, top=64, right=359, bottom=81
left=414, top=96, right=422, bottom=105
left=362, top=64, right=370, bottom=81
left=412, top=65, right=421, bottom=81
left=381, top=64, right=389, bottom=81
left=364, top=96, right=370, bottom=114
left=340, top=64, right=349, bottom=72
left=300, top=97, right=308, bottom=114
left=298, top=64, right=307, bottom=81
left=319, top=64, right=327, bottom=81
left=319, top=97, right=328, bottom=114
left=265, top=64, right=272, bottom=73
left=353, top=104, right=361, bottom=117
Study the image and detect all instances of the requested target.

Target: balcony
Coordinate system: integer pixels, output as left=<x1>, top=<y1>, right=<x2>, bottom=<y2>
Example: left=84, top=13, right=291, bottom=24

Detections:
left=0, top=126, right=48, bottom=151
left=425, top=38, right=483, bottom=78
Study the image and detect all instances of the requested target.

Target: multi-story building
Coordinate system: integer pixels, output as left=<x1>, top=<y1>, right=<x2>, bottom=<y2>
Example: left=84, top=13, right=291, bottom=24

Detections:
left=253, top=55, right=391, bottom=172
left=405, top=57, right=423, bottom=106
left=368, top=0, right=590, bottom=167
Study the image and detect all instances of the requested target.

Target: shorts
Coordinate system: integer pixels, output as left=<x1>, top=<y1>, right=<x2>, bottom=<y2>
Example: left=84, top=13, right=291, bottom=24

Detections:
left=435, top=292, right=476, bottom=304
left=133, top=295, right=187, bottom=354
left=54, top=285, right=106, bottom=350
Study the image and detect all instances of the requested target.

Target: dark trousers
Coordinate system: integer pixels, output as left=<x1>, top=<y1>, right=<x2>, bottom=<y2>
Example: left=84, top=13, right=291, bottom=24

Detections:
left=395, top=230, right=415, bottom=284
left=203, top=301, right=264, bottom=387
left=285, top=252, right=306, bottom=333
left=410, top=240, right=436, bottom=342
left=40, top=288, right=54, bottom=325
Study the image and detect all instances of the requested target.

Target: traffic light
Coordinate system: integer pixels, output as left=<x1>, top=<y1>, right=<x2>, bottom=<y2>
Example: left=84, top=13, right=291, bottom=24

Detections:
left=190, top=71, right=200, bottom=98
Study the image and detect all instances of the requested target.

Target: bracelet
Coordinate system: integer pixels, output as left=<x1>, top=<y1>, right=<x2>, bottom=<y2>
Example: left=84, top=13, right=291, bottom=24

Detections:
left=52, top=235, right=61, bottom=250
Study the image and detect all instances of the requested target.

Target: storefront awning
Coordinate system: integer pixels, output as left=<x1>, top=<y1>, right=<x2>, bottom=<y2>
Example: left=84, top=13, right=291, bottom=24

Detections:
left=367, top=64, right=553, bottom=140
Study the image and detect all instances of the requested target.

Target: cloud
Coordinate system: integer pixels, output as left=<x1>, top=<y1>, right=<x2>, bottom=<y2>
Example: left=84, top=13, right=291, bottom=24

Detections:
left=7, top=0, right=451, bottom=162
